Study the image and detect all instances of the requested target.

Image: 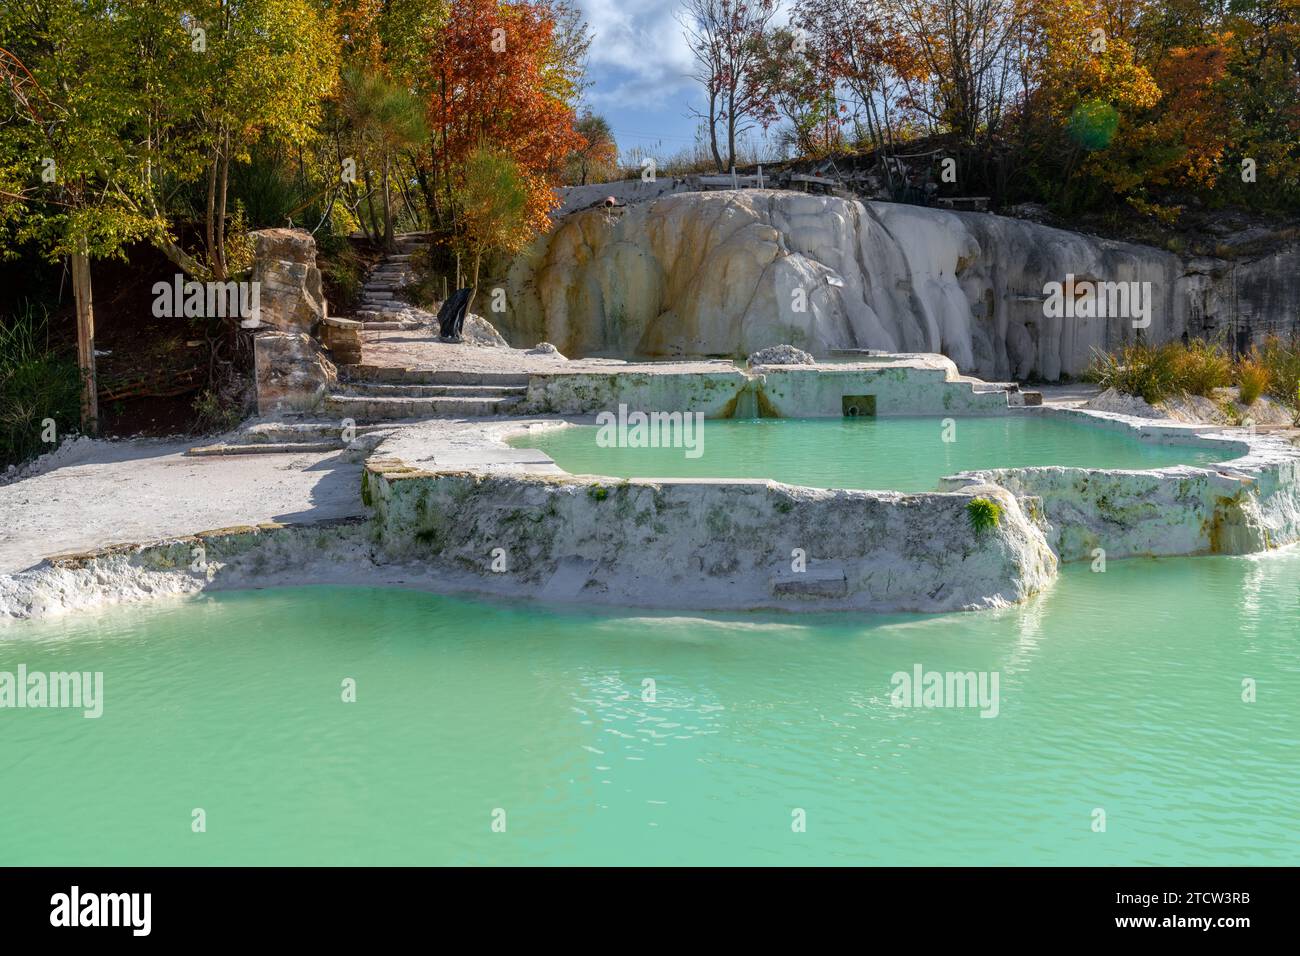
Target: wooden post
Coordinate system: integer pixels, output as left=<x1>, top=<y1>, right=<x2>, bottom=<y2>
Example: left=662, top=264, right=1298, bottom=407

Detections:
left=71, top=246, right=98, bottom=435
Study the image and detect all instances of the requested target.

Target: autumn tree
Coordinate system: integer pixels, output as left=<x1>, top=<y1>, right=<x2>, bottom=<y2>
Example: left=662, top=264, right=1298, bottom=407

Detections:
left=749, top=27, right=842, bottom=157
left=565, top=112, right=618, bottom=185
left=680, top=0, right=777, bottom=172
left=795, top=0, right=921, bottom=182
left=888, top=0, right=1021, bottom=147
left=428, top=0, right=585, bottom=272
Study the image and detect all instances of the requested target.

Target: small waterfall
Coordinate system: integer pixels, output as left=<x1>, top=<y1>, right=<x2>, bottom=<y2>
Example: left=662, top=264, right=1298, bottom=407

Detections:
left=732, top=386, right=759, bottom=420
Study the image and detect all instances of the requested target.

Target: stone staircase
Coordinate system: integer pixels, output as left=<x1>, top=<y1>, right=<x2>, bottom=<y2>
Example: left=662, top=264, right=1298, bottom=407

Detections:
left=319, top=236, right=431, bottom=363
left=355, top=235, right=424, bottom=327
left=325, top=365, right=529, bottom=421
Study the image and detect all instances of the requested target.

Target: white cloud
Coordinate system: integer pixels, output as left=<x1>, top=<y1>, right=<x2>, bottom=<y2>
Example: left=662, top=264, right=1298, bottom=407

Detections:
left=575, top=0, right=698, bottom=110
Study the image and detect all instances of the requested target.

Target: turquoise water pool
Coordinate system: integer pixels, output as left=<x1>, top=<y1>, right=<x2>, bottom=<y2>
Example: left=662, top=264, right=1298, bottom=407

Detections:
left=2, top=548, right=1296, bottom=865
left=512, top=416, right=1231, bottom=492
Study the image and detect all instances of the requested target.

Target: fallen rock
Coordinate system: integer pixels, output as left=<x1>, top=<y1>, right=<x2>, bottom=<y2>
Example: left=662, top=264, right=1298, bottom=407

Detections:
left=748, top=344, right=815, bottom=366
left=461, top=313, right=508, bottom=347
left=1084, top=387, right=1166, bottom=419
left=527, top=341, right=566, bottom=358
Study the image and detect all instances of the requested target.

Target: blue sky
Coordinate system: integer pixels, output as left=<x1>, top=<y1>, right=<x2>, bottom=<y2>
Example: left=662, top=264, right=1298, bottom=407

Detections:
left=574, top=0, right=789, bottom=165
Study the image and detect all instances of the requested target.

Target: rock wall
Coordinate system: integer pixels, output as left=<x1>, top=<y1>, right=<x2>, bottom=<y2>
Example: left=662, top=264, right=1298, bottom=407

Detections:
left=498, top=190, right=1296, bottom=381
left=364, top=461, right=1058, bottom=614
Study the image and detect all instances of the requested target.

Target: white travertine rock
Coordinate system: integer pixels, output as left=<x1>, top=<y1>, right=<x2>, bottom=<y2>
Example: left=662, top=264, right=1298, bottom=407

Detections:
left=499, top=190, right=1259, bottom=381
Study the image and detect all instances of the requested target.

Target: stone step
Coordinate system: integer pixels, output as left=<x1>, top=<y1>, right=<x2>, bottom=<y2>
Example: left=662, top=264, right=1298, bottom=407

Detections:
left=359, top=320, right=415, bottom=331
left=339, top=382, right=528, bottom=398
left=239, top=421, right=391, bottom=441
left=339, top=364, right=530, bottom=387
left=324, top=393, right=524, bottom=420
left=187, top=440, right=345, bottom=457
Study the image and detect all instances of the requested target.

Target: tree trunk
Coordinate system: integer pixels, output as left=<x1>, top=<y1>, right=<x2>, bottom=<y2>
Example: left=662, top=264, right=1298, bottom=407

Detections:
left=466, top=249, right=481, bottom=317
left=205, top=145, right=219, bottom=278
left=215, top=131, right=230, bottom=280
left=382, top=151, right=395, bottom=251
left=71, top=247, right=98, bottom=436
left=362, top=162, right=377, bottom=238
left=709, top=93, right=723, bottom=172
left=726, top=87, right=737, bottom=172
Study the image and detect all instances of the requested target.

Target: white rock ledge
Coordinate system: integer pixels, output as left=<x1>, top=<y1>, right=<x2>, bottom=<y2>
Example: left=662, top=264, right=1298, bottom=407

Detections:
left=940, top=407, right=1300, bottom=560
left=5, top=366, right=1299, bottom=624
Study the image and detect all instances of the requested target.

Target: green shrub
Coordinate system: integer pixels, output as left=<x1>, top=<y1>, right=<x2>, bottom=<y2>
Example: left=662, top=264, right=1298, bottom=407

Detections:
left=1173, top=339, right=1231, bottom=397
left=1256, top=336, right=1300, bottom=406
left=1085, top=342, right=1180, bottom=404
left=966, top=497, right=1002, bottom=535
left=0, top=305, right=81, bottom=468
left=1235, top=355, right=1269, bottom=406
left=191, top=388, right=244, bottom=434
left=1087, top=339, right=1232, bottom=404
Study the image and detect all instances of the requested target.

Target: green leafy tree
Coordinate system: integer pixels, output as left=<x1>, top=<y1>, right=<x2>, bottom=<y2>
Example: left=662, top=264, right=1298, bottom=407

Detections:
left=339, top=66, right=428, bottom=249
left=0, top=1, right=178, bottom=432
left=186, top=0, right=340, bottom=278
left=456, top=146, right=530, bottom=315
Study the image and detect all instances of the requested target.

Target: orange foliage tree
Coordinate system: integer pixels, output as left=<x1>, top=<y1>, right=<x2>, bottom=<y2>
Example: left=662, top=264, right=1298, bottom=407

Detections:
left=429, top=0, right=584, bottom=267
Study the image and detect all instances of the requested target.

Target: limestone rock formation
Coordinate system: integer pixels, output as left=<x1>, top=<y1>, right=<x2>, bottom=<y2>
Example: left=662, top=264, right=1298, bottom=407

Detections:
left=251, top=228, right=327, bottom=333
left=253, top=332, right=336, bottom=416
left=497, top=190, right=1295, bottom=381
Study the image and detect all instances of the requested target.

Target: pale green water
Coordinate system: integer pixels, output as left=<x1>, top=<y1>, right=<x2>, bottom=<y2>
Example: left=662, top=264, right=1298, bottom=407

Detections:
left=513, top=417, right=1231, bottom=492
left=2, top=550, right=1297, bottom=866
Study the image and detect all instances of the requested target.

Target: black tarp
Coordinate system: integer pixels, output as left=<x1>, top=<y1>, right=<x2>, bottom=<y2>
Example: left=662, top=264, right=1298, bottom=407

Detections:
left=437, top=287, right=472, bottom=340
